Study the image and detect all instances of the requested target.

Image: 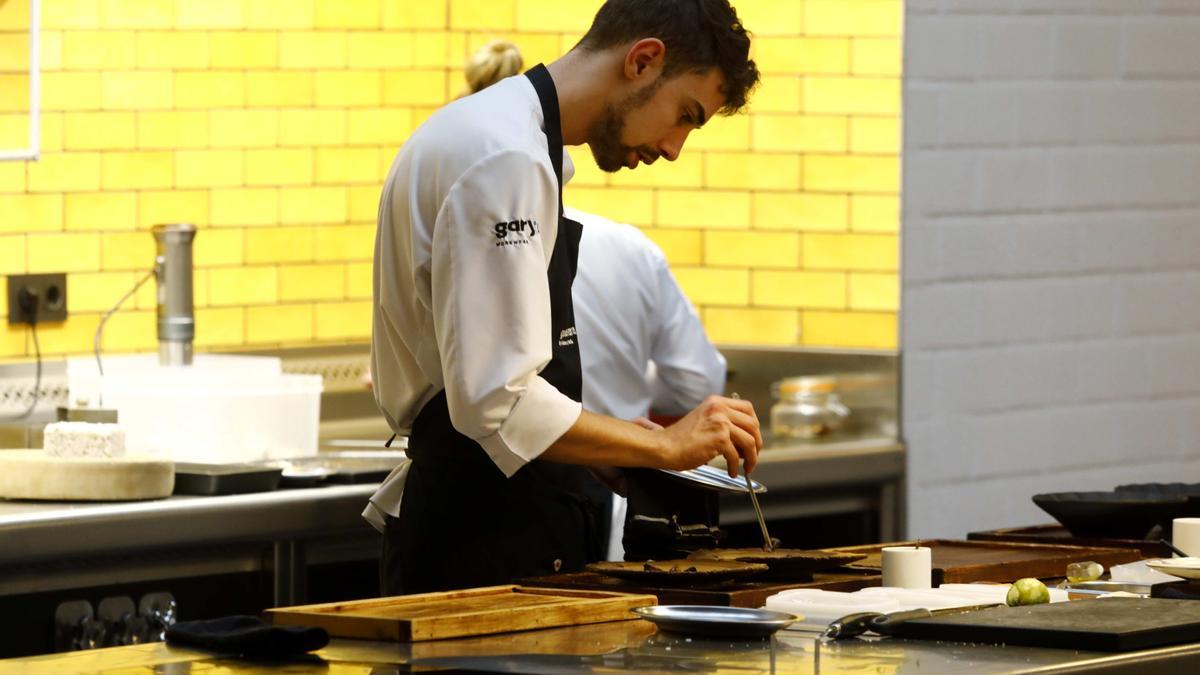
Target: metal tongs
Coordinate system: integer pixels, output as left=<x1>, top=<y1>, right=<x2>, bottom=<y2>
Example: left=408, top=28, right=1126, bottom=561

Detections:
left=733, top=392, right=773, bottom=552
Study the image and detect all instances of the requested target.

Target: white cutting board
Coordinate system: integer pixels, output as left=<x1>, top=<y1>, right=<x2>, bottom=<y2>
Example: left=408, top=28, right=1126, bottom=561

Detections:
left=0, top=450, right=174, bottom=501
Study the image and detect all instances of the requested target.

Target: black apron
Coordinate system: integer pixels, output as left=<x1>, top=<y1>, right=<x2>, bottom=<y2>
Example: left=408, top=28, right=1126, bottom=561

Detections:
left=381, top=64, right=609, bottom=596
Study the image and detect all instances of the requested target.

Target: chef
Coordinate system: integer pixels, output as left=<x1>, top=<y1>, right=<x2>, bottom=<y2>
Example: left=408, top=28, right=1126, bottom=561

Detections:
left=367, top=0, right=762, bottom=595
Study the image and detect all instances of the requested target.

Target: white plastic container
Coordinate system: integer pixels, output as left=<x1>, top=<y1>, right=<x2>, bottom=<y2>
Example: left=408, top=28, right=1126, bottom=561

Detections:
left=67, top=355, right=323, bottom=464
left=765, top=589, right=901, bottom=631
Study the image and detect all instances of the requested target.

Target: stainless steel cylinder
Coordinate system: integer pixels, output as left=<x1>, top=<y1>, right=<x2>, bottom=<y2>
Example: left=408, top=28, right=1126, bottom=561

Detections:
left=151, top=223, right=197, bottom=366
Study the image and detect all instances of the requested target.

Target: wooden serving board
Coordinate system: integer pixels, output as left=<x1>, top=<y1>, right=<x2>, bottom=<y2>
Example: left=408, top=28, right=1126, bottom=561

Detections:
left=968, top=524, right=1172, bottom=558
left=521, top=571, right=881, bottom=608
left=264, top=585, right=656, bottom=642
left=830, top=539, right=1142, bottom=584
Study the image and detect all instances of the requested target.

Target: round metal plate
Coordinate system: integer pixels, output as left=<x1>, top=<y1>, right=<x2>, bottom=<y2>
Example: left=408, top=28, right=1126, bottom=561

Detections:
left=631, top=605, right=798, bottom=639
left=657, top=465, right=766, bottom=494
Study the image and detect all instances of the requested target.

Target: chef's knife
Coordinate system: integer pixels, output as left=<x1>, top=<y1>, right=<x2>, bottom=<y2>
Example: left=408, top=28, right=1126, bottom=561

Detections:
left=823, top=603, right=1005, bottom=640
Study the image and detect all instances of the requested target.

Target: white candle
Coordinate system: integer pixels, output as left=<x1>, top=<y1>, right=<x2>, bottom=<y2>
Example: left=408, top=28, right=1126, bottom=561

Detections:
left=881, top=545, right=933, bottom=589
left=1174, top=518, right=1200, bottom=557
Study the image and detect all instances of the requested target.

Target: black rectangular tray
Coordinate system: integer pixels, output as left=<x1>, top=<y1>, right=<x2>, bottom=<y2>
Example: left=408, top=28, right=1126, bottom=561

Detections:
left=174, top=463, right=283, bottom=495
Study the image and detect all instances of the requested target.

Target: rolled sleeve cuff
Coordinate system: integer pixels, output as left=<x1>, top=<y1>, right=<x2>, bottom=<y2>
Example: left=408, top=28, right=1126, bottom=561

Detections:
left=476, top=376, right=582, bottom=478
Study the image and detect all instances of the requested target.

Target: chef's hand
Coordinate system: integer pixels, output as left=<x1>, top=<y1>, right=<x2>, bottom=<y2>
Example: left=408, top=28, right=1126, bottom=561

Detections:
left=658, top=395, right=761, bottom=477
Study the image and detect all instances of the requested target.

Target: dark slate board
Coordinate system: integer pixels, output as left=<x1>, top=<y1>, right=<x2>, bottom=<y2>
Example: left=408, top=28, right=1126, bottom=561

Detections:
left=892, top=598, right=1200, bottom=652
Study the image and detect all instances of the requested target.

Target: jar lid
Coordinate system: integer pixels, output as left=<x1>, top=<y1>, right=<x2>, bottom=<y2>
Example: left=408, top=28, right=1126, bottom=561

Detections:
left=778, top=376, right=837, bottom=395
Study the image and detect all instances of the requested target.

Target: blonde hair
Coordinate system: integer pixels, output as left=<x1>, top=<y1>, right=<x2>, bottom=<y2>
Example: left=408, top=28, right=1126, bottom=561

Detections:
left=463, top=40, right=524, bottom=96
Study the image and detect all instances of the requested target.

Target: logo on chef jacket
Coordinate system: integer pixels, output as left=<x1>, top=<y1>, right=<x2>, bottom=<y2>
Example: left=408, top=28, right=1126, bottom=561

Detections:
left=558, top=326, right=577, bottom=347
left=493, top=219, right=540, bottom=248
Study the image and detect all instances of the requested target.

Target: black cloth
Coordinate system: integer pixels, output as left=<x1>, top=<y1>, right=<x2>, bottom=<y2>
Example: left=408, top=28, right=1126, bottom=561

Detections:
left=165, top=616, right=328, bottom=657
left=381, top=63, right=609, bottom=596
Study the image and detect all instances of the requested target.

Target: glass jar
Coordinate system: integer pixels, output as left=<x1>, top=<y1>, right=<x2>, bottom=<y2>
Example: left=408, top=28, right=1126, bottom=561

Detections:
left=770, top=376, right=850, bottom=439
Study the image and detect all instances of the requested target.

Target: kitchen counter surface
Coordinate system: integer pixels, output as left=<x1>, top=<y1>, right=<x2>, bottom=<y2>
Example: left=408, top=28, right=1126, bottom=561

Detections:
left=4, top=619, right=1197, bottom=674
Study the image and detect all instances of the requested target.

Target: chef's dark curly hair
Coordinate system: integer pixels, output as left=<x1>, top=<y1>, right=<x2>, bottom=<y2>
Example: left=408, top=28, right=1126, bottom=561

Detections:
left=575, top=0, right=759, bottom=115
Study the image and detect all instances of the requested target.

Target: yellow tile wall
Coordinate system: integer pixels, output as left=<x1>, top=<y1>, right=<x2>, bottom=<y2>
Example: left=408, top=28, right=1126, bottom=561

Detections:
left=0, top=0, right=899, bottom=362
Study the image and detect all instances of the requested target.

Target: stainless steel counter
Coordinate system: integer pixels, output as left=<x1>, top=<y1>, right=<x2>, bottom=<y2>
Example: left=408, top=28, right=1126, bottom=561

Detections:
left=4, top=621, right=1197, bottom=674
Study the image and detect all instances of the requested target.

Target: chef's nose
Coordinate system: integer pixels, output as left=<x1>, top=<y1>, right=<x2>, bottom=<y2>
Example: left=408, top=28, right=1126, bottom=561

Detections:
left=657, top=128, right=691, bottom=162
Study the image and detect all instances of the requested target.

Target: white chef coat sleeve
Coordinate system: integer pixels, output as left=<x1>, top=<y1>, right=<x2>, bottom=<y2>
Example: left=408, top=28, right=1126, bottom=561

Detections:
left=431, top=149, right=582, bottom=477
left=647, top=247, right=728, bottom=414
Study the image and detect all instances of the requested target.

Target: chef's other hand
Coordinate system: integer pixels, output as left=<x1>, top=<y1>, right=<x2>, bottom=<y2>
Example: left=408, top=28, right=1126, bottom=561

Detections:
left=659, top=395, right=762, bottom=478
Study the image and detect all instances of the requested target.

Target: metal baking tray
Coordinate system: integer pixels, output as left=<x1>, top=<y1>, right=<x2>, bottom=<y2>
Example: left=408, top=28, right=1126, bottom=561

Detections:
left=173, top=463, right=283, bottom=495
left=631, top=605, right=796, bottom=638
left=658, top=465, right=765, bottom=494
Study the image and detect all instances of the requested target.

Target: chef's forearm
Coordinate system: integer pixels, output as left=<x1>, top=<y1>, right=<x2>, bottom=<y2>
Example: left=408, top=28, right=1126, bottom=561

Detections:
left=541, top=410, right=671, bottom=469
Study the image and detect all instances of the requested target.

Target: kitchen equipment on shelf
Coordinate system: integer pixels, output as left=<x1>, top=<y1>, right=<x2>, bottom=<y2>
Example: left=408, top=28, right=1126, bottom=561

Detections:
left=0, top=449, right=173, bottom=501
left=1031, top=491, right=1187, bottom=539
left=151, top=223, right=197, bottom=367
left=630, top=605, right=797, bottom=639
left=769, top=376, right=850, bottom=440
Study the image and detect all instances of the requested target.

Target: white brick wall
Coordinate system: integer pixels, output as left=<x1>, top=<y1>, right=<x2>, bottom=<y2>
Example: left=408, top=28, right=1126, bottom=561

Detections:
left=903, top=1, right=1200, bottom=538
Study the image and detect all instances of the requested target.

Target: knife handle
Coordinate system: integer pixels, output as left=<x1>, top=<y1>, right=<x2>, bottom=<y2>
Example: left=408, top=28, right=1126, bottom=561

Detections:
left=823, top=612, right=884, bottom=640
left=868, top=608, right=933, bottom=635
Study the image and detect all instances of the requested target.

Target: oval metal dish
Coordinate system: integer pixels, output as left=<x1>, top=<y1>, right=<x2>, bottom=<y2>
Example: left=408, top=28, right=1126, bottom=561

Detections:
left=657, top=465, right=766, bottom=494
left=632, top=605, right=798, bottom=639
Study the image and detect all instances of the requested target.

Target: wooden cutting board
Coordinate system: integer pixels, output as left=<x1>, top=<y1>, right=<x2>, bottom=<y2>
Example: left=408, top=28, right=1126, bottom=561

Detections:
left=831, top=539, right=1142, bottom=584
left=264, top=585, right=656, bottom=642
left=0, top=449, right=174, bottom=501
left=968, top=524, right=1172, bottom=558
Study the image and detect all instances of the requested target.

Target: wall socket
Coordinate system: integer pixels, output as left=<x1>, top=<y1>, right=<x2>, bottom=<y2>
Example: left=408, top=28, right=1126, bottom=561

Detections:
left=6, top=273, right=68, bottom=325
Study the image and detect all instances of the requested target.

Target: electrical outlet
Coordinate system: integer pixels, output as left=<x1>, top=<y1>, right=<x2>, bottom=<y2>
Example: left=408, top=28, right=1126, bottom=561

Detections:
left=7, top=273, right=68, bottom=325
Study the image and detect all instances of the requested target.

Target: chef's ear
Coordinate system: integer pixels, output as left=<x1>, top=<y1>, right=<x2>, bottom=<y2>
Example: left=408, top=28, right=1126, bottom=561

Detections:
left=624, top=38, right=666, bottom=80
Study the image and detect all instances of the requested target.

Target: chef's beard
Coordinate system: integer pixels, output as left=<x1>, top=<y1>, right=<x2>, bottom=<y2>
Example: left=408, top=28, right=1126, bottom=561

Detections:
left=587, top=78, right=664, bottom=173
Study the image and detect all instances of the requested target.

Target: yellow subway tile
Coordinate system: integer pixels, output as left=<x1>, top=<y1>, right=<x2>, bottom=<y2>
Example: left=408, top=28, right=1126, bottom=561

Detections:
left=755, top=192, right=849, bottom=232
left=383, top=1, right=444, bottom=29
left=608, top=153, right=703, bottom=190
left=705, top=152, right=800, bottom=191
left=176, top=149, right=244, bottom=188
left=565, top=188, right=654, bottom=226
left=28, top=153, right=102, bottom=192
left=0, top=75, right=30, bottom=113
left=851, top=195, right=899, bottom=233
left=41, top=73, right=101, bottom=112
left=65, top=193, right=136, bottom=231
left=0, top=113, right=28, bottom=149
left=0, top=162, right=24, bottom=193
left=40, top=31, right=63, bottom=71
left=175, top=0, right=243, bottom=29
left=314, top=71, right=382, bottom=108
left=210, top=110, right=279, bottom=148
left=245, top=72, right=314, bottom=107
left=279, top=263, right=346, bottom=301
left=63, top=31, right=135, bottom=69
left=67, top=271, right=142, bottom=313
left=657, top=191, right=751, bottom=229
left=805, top=155, right=899, bottom=193
left=0, top=324, right=28, bottom=357
left=194, top=307, right=244, bottom=347
left=33, top=313, right=98, bottom=354
left=0, top=234, right=24, bottom=275
left=451, top=0, right=514, bottom=29
left=175, top=72, right=246, bottom=109
left=347, top=108, right=413, bottom=145
left=280, top=186, right=348, bottom=225
left=137, top=111, right=209, bottom=150
left=567, top=155, right=609, bottom=188
left=316, top=223, right=375, bottom=262
left=515, top=0, right=592, bottom=32
left=346, top=262, right=372, bottom=298
left=43, top=0, right=101, bottom=29
left=102, top=71, right=173, bottom=110
left=752, top=115, right=847, bottom=153
left=348, top=187, right=381, bottom=222
left=209, top=266, right=277, bottom=306
left=246, top=226, right=315, bottom=263
left=315, top=0, right=379, bottom=28
left=804, top=77, right=900, bottom=116
left=640, top=228, right=702, bottom=266
left=315, top=301, right=371, bottom=340
left=378, top=149, right=397, bottom=182
left=279, top=32, right=347, bottom=69
left=705, top=307, right=798, bottom=346
left=210, top=188, right=278, bottom=227
left=245, top=0, right=314, bottom=29
left=247, top=304, right=313, bottom=344
left=0, top=0, right=29, bottom=30
left=193, top=228, right=244, bottom=267
left=348, top=32, right=413, bottom=69
left=135, top=31, right=207, bottom=69
left=849, top=273, right=898, bottom=312
left=801, top=311, right=896, bottom=349
left=754, top=270, right=846, bottom=309
left=751, top=75, right=802, bottom=114
left=737, top=0, right=804, bottom=36
left=687, top=114, right=751, bottom=152
left=28, top=233, right=101, bottom=272
left=806, top=0, right=902, bottom=38
left=0, top=195, right=62, bottom=233
left=705, top=231, right=799, bottom=268
left=100, top=310, right=158, bottom=351
left=64, top=112, right=137, bottom=150
left=802, top=233, right=898, bottom=271
left=209, top=32, right=277, bottom=69
left=853, top=38, right=902, bottom=77
left=315, top=147, right=379, bottom=184
left=412, top=32, right=451, bottom=68
left=850, top=117, right=900, bottom=154
left=672, top=268, right=750, bottom=306
left=0, top=33, right=29, bottom=71
left=101, top=0, right=173, bottom=28
left=101, top=151, right=172, bottom=190
left=757, top=37, right=850, bottom=75
left=246, top=149, right=314, bottom=187
left=139, top=190, right=208, bottom=229
left=101, top=231, right=155, bottom=270
left=279, top=109, right=346, bottom=147
left=383, top=71, right=449, bottom=107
